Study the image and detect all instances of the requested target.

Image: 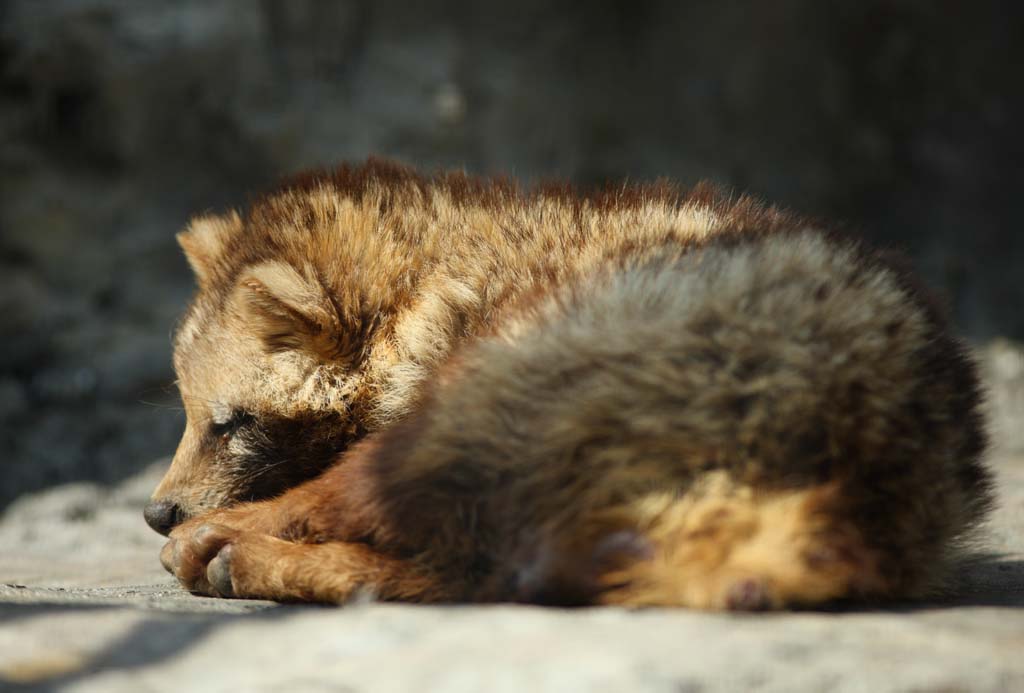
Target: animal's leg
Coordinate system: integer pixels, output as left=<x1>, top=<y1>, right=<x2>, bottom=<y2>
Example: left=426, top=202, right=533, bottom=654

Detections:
left=160, top=435, right=390, bottom=563
left=507, top=479, right=889, bottom=610
left=593, top=482, right=887, bottom=610
left=164, top=522, right=447, bottom=603
left=168, top=498, right=292, bottom=538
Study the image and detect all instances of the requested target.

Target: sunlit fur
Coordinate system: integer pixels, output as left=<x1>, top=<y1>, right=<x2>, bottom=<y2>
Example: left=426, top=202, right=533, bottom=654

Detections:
left=155, top=159, right=992, bottom=610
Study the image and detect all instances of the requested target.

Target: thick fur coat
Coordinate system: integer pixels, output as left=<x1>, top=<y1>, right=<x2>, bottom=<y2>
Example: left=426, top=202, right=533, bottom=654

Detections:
left=148, top=159, right=992, bottom=610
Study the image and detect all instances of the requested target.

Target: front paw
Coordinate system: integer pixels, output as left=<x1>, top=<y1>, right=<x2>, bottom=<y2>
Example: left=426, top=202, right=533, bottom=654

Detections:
left=161, top=522, right=239, bottom=598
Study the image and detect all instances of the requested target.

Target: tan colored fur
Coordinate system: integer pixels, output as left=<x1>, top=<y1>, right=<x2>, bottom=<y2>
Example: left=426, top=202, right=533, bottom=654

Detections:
left=151, top=159, right=992, bottom=610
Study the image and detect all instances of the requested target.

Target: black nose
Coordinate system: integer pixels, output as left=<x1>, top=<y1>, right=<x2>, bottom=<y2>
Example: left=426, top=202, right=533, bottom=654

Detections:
left=144, top=499, right=183, bottom=536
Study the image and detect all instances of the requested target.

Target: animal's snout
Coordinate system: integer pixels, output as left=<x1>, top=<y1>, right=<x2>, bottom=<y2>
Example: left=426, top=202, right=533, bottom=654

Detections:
left=144, top=498, right=184, bottom=536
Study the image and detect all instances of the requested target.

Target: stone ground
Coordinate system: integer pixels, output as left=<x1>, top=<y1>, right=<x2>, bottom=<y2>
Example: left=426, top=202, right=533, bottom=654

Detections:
left=1, top=342, right=1023, bottom=692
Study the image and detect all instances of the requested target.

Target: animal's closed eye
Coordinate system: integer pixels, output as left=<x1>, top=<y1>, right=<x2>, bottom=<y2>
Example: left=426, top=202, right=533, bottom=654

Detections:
left=210, top=409, right=256, bottom=441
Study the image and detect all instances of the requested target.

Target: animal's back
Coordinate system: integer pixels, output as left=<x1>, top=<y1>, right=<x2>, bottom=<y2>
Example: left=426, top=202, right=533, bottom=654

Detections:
left=236, top=160, right=814, bottom=426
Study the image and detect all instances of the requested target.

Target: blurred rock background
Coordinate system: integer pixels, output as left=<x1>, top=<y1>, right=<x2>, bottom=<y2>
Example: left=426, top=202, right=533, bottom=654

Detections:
left=1, top=0, right=1021, bottom=509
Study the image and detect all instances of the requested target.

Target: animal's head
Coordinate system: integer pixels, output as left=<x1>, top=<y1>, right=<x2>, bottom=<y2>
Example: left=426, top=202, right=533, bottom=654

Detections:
left=145, top=210, right=379, bottom=535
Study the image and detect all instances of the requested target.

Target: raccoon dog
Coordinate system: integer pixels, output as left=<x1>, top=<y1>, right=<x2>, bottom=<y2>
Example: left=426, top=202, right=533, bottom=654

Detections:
left=149, top=159, right=991, bottom=610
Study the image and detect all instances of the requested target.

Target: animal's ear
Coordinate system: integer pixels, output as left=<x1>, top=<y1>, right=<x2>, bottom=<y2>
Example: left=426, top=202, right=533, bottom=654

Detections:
left=238, top=261, right=368, bottom=363
left=177, top=213, right=241, bottom=286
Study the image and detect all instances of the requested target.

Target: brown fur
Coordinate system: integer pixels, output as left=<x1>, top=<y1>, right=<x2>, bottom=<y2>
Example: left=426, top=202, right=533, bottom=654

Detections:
left=151, top=158, right=992, bottom=610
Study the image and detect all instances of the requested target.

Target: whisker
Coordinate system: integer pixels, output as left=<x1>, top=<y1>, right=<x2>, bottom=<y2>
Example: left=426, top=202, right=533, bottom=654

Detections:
left=138, top=399, right=186, bottom=411
left=238, top=458, right=294, bottom=484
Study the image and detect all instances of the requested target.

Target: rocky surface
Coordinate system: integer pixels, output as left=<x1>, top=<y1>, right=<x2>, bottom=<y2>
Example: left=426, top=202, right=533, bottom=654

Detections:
left=1, top=344, right=1023, bottom=691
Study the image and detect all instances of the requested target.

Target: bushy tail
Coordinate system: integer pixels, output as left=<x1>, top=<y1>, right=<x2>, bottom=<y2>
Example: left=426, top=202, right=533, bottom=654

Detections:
left=520, top=231, right=992, bottom=609
left=388, top=230, right=992, bottom=609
